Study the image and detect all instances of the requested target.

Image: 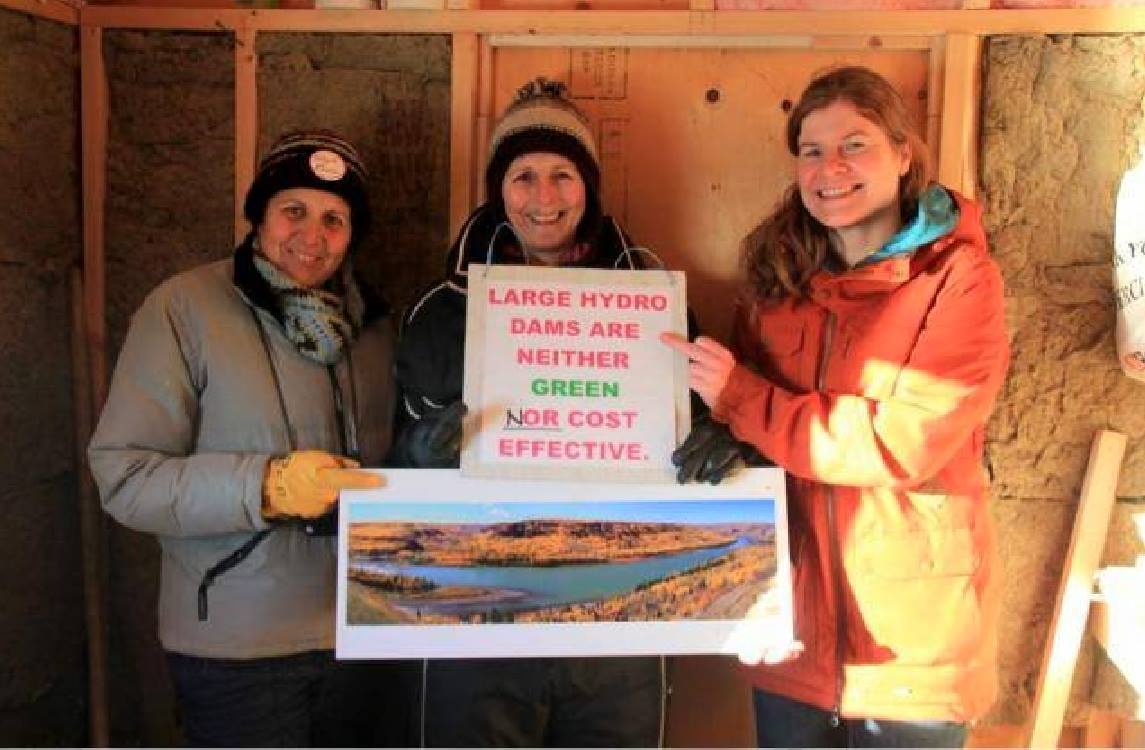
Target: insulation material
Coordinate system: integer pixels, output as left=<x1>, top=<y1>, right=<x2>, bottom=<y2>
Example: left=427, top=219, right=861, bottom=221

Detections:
left=103, top=29, right=236, bottom=746
left=104, top=31, right=235, bottom=349
left=980, top=32, right=1145, bottom=724
left=0, top=6, right=85, bottom=747
left=256, top=33, right=452, bottom=314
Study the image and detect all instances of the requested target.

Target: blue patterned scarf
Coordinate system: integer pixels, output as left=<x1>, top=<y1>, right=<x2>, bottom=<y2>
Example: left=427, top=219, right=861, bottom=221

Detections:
left=252, top=249, right=364, bottom=365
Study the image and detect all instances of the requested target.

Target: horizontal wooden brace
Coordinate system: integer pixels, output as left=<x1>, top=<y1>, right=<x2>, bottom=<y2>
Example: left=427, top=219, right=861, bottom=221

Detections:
left=77, top=7, right=1145, bottom=35
left=487, top=32, right=934, bottom=48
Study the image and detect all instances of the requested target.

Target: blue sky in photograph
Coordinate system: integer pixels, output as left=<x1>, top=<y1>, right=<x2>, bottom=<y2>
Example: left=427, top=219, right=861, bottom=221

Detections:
left=348, top=499, right=774, bottom=525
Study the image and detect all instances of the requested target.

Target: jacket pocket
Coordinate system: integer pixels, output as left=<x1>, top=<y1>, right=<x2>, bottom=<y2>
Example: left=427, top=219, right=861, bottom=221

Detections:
left=847, top=496, right=983, bottom=663
left=862, top=525, right=978, bottom=579
left=759, top=321, right=806, bottom=388
left=763, top=321, right=804, bottom=357
left=853, top=492, right=980, bottom=578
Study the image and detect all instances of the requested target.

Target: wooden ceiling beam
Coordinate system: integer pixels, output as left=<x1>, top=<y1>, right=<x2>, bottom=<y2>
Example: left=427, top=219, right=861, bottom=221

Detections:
left=75, top=6, right=1145, bottom=34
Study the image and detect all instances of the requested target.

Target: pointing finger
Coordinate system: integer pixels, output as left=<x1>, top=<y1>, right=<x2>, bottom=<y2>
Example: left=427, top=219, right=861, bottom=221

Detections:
left=659, top=331, right=692, bottom=353
left=317, top=468, right=384, bottom=491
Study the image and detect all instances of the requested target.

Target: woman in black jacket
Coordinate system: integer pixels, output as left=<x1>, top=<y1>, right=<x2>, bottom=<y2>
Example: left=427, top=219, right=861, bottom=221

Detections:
left=391, top=79, right=668, bottom=748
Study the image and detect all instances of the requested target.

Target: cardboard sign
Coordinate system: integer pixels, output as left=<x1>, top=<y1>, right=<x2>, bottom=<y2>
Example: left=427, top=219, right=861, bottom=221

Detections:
left=337, top=468, right=792, bottom=659
left=462, top=264, right=689, bottom=481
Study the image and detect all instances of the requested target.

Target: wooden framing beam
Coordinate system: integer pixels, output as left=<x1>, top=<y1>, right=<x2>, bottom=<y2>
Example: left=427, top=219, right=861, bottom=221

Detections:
left=81, top=24, right=109, bottom=414
left=79, top=26, right=111, bottom=747
left=925, top=34, right=944, bottom=176
left=490, top=33, right=933, bottom=48
left=1026, top=430, right=1128, bottom=749
left=474, top=34, right=494, bottom=207
left=450, top=32, right=479, bottom=237
left=937, top=31, right=981, bottom=198
left=235, top=25, right=258, bottom=244
left=0, top=0, right=79, bottom=25
left=77, top=7, right=1145, bottom=34
left=69, top=268, right=109, bottom=749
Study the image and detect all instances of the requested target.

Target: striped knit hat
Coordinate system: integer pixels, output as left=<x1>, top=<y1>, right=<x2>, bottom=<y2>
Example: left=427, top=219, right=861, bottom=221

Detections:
left=485, top=79, right=601, bottom=241
left=243, top=130, right=371, bottom=240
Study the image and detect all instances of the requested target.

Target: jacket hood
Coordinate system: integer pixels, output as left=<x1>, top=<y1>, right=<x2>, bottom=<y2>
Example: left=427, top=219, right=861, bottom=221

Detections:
left=443, top=203, right=646, bottom=292
left=809, top=186, right=989, bottom=297
left=905, top=187, right=989, bottom=273
left=942, top=188, right=988, bottom=250
left=860, top=184, right=961, bottom=266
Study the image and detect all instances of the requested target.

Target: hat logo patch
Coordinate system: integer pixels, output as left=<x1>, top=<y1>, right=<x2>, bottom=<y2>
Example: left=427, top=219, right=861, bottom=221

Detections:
left=309, top=150, right=347, bottom=181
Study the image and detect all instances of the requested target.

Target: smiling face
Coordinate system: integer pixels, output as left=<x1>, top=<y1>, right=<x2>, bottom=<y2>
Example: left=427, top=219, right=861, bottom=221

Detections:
left=501, top=152, right=586, bottom=265
left=795, top=99, right=911, bottom=260
left=256, top=187, right=352, bottom=288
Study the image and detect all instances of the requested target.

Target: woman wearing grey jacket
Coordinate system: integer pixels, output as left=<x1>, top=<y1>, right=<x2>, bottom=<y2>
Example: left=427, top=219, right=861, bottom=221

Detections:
left=88, top=131, right=409, bottom=747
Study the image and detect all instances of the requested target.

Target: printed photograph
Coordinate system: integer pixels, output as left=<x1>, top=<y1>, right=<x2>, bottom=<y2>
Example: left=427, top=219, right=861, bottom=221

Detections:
left=345, top=499, right=778, bottom=626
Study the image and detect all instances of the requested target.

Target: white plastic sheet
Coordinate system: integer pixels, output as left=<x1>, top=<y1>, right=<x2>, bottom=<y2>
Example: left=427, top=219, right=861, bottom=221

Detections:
left=1114, top=145, right=1145, bottom=381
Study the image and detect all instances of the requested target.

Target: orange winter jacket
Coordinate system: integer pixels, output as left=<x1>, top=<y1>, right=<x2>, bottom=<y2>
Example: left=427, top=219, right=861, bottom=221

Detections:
left=713, top=190, right=1009, bottom=722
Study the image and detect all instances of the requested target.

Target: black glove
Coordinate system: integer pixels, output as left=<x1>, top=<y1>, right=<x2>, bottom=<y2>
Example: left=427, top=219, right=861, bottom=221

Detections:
left=404, top=400, right=467, bottom=468
left=672, top=413, right=770, bottom=485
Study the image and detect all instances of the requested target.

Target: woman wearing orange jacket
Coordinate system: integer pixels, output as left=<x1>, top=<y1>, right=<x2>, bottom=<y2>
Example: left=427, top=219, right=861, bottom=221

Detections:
left=663, top=66, right=1009, bottom=747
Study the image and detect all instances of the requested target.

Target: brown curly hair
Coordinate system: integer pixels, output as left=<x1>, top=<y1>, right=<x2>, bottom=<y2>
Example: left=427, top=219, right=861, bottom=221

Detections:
left=742, top=66, right=932, bottom=300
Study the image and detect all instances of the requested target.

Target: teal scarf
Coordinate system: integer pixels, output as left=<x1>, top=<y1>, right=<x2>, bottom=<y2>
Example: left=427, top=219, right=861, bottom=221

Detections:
left=859, top=185, right=959, bottom=266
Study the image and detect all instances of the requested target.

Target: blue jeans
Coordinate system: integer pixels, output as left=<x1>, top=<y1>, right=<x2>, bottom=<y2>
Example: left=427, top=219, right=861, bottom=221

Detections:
left=753, top=690, right=967, bottom=748
left=167, top=650, right=418, bottom=747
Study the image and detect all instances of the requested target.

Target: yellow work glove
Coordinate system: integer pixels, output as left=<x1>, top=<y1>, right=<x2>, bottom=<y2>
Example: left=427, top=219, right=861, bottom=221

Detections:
left=261, top=450, right=382, bottom=521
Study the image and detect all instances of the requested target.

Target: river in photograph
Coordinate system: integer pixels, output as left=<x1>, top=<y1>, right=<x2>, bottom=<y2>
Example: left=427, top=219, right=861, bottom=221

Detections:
left=353, top=537, right=752, bottom=617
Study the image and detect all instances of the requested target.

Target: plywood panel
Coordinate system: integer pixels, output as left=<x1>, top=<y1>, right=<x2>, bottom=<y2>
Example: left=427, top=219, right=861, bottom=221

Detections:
left=488, top=45, right=931, bottom=339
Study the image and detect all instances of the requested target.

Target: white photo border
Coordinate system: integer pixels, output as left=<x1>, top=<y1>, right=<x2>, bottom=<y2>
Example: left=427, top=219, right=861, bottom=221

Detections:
left=337, top=468, right=791, bottom=659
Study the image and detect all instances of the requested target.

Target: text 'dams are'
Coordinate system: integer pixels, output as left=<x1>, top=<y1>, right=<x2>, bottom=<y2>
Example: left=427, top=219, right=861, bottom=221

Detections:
left=509, top=317, right=641, bottom=339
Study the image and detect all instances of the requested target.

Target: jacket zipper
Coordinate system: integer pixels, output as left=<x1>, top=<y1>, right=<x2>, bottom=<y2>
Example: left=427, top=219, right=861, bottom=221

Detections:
left=826, top=485, right=844, bottom=728
left=817, top=309, right=845, bottom=727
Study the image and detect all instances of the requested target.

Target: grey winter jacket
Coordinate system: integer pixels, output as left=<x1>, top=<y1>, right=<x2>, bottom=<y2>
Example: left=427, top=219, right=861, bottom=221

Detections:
left=88, top=247, right=395, bottom=658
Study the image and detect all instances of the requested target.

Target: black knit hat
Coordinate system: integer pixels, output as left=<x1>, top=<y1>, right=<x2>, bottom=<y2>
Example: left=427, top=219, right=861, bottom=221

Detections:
left=485, top=79, right=602, bottom=243
left=243, top=130, right=371, bottom=240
